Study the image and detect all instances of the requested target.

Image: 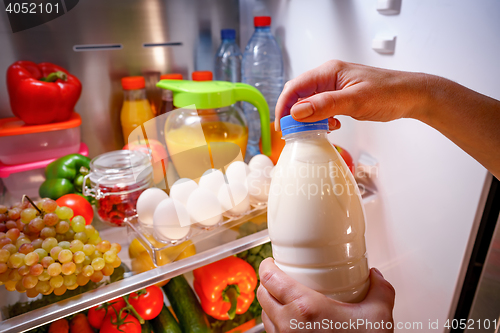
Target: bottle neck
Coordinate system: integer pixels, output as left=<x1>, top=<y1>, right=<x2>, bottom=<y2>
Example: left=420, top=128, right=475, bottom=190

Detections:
left=222, top=38, right=236, bottom=43
left=283, top=130, right=328, bottom=143
left=255, top=26, right=271, bottom=32
left=123, top=88, right=147, bottom=101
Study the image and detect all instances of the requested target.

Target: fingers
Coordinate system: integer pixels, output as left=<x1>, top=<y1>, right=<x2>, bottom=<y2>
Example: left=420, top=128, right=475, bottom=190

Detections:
left=328, top=117, right=341, bottom=131
left=259, top=258, right=311, bottom=305
left=362, top=268, right=396, bottom=312
left=261, top=310, right=276, bottom=333
left=256, top=284, right=283, bottom=321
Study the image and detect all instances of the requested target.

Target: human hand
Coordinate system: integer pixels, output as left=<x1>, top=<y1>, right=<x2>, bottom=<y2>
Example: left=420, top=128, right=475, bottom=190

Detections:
left=275, top=60, right=430, bottom=131
left=257, top=258, right=395, bottom=332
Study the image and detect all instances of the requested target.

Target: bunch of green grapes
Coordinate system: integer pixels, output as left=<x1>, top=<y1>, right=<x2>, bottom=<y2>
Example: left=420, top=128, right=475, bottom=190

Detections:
left=0, top=198, right=122, bottom=298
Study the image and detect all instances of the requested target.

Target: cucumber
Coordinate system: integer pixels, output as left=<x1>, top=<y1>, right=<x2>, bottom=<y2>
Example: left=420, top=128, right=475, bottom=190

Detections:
left=151, top=304, right=182, bottom=333
left=163, top=275, right=211, bottom=333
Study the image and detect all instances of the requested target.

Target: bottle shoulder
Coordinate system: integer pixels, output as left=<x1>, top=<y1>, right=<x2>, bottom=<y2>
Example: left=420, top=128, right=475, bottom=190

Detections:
left=243, top=32, right=282, bottom=55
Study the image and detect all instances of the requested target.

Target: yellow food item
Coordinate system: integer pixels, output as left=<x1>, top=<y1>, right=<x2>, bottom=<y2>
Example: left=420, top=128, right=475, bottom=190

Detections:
left=165, top=121, right=247, bottom=179
left=121, top=99, right=156, bottom=144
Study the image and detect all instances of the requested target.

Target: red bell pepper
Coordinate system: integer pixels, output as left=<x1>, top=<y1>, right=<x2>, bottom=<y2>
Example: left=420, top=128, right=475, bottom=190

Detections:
left=193, top=256, right=258, bottom=321
left=6, top=61, right=82, bottom=125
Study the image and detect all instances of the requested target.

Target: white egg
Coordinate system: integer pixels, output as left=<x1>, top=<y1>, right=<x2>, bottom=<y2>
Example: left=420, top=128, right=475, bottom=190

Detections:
left=246, top=169, right=272, bottom=203
left=249, top=154, right=274, bottom=171
left=225, top=161, right=250, bottom=185
left=186, top=188, right=222, bottom=227
left=153, top=198, right=191, bottom=241
left=169, top=178, right=198, bottom=206
left=218, top=183, right=250, bottom=215
left=137, top=188, right=169, bottom=228
left=199, top=169, right=226, bottom=195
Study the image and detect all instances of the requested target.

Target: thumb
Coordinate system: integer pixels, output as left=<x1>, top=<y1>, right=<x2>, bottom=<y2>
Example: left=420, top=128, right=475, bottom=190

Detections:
left=290, top=89, right=356, bottom=123
left=362, top=268, right=396, bottom=311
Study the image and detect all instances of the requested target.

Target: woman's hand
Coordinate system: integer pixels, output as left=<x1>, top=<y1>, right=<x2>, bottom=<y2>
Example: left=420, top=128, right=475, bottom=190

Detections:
left=257, top=258, right=395, bottom=333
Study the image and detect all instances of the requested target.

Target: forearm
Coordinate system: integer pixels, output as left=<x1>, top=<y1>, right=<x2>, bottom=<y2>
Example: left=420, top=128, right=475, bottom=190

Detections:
left=413, top=74, right=500, bottom=179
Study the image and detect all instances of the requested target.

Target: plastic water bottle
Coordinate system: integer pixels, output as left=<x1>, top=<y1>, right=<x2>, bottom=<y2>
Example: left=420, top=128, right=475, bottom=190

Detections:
left=268, top=116, right=370, bottom=302
left=214, top=29, right=242, bottom=83
left=242, top=16, right=284, bottom=161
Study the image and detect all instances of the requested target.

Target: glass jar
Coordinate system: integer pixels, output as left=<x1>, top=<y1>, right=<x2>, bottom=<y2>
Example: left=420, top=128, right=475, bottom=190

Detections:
left=164, top=104, right=248, bottom=181
left=83, top=150, right=153, bottom=226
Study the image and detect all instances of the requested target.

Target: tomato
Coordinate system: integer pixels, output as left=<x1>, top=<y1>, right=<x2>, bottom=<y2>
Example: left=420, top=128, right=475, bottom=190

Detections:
left=56, top=194, right=94, bottom=224
left=87, top=298, right=126, bottom=329
left=128, top=285, right=163, bottom=320
left=334, top=145, right=355, bottom=174
left=100, top=311, right=141, bottom=333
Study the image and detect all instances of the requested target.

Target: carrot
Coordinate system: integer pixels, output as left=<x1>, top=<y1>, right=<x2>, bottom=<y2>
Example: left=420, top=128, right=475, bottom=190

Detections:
left=226, top=318, right=256, bottom=333
left=48, top=318, right=69, bottom=333
left=69, top=313, right=93, bottom=333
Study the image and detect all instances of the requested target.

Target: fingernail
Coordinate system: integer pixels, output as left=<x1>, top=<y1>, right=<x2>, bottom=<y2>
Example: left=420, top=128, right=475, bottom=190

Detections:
left=291, top=102, right=314, bottom=119
left=372, top=268, right=384, bottom=278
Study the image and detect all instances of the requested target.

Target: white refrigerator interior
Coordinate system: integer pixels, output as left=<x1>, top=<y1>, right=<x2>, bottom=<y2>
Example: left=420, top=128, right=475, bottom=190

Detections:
left=241, top=0, right=499, bottom=331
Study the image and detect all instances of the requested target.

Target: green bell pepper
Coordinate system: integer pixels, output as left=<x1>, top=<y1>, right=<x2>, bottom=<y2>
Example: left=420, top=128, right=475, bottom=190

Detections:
left=39, top=154, right=92, bottom=200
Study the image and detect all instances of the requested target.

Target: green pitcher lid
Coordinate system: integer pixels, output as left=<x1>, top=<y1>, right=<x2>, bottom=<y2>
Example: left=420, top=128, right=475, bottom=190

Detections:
left=157, top=80, right=271, bottom=156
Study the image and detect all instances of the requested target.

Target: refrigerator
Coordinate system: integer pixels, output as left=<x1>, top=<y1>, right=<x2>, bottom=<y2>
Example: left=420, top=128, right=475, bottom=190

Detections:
left=0, top=0, right=499, bottom=332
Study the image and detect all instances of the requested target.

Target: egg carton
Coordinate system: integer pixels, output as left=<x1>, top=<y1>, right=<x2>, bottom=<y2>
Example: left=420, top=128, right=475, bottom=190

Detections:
left=125, top=203, right=267, bottom=267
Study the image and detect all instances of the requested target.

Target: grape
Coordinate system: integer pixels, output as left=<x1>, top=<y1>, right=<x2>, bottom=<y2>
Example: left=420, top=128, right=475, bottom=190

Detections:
left=22, top=274, right=38, bottom=289
left=63, top=274, right=77, bottom=287
left=0, top=262, right=7, bottom=273
left=15, top=280, right=26, bottom=293
left=55, top=206, right=73, bottom=220
left=82, top=244, right=95, bottom=256
left=0, top=238, right=12, bottom=248
left=76, top=273, right=89, bottom=286
left=91, top=257, right=105, bottom=271
left=6, top=228, right=20, bottom=241
left=28, top=217, right=45, bottom=233
left=34, top=248, right=48, bottom=259
left=88, top=235, right=102, bottom=245
left=61, top=262, right=76, bottom=275
left=67, top=283, right=79, bottom=290
left=18, top=265, right=30, bottom=276
left=53, top=285, right=67, bottom=296
left=30, top=264, right=43, bottom=276
left=74, top=232, right=88, bottom=243
left=35, top=280, right=51, bottom=294
left=55, top=234, right=65, bottom=242
left=89, top=270, right=104, bottom=283
left=24, top=252, right=39, bottom=266
left=9, top=253, right=25, bottom=268
left=58, top=241, right=70, bottom=250
left=90, top=250, right=102, bottom=260
left=0, top=231, right=5, bottom=238
left=38, top=269, right=50, bottom=281
left=82, top=265, right=94, bottom=277
left=31, top=238, right=43, bottom=249
left=69, top=240, right=83, bottom=253
left=4, top=280, right=17, bottom=291
left=42, top=237, right=58, bottom=252
left=40, top=227, right=56, bottom=238
left=41, top=256, right=55, bottom=268
left=50, top=246, right=62, bottom=260
left=20, top=208, right=37, bottom=224
left=73, top=251, right=85, bottom=264
left=110, top=243, right=122, bottom=253
left=47, top=263, right=62, bottom=277
left=101, top=264, right=114, bottom=276
left=8, top=208, right=21, bottom=220
left=0, top=249, right=10, bottom=263
left=50, top=275, right=64, bottom=288
left=6, top=221, right=17, bottom=230
left=64, top=229, right=75, bottom=241
left=58, top=249, right=73, bottom=263
left=19, top=243, right=34, bottom=255
left=3, top=243, right=16, bottom=255
left=96, top=240, right=111, bottom=253
left=41, top=199, right=58, bottom=213
left=16, top=219, right=25, bottom=230
left=9, top=269, right=22, bottom=281
left=26, top=287, right=39, bottom=298
left=0, top=205, right=7, bottom=214
left=23, top=224, right=32, bottom=236
left=103, top=251, right=117, bottom=264
left=74, top=263, right=83, bottom=275
left=43, top=213, right=59, bottom=227
left=82, top=256, right=91, bottom=266
left=55, top=221, right=70, bottom=234
left=0, top=269, right=11, bottom=282
left=16, top=237, right=31, bottom=250
left=84, top=225, right=96, bottom=238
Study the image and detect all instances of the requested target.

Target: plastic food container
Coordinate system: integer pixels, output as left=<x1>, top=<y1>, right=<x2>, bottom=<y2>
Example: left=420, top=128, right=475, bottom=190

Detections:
left=0, top=112, right=82, bottom=165
left=0, top=143, right=89, bottom=200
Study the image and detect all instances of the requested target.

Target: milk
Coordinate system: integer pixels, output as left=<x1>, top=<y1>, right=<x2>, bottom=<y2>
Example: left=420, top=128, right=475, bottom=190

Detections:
left=268, top=116, right=370, bottom=302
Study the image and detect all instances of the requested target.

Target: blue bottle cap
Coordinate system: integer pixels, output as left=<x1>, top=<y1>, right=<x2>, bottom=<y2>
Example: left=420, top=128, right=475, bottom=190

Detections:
left=280, top=115, right=328, bottom=136
left=221, top=29, right=236, bottom=40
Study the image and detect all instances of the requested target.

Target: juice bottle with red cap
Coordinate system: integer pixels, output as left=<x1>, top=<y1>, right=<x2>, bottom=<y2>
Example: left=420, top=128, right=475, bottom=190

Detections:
left=120, top=76, right=156, bottom=144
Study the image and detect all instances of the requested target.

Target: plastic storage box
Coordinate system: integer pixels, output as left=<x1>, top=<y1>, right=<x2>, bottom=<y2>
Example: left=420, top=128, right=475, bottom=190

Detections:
left=0, top=143, right=88, bottom=200
left=0, top=112, right=82, bottom=165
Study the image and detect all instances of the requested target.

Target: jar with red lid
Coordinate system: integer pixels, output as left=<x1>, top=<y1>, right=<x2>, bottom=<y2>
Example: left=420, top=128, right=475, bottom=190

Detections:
left=83, top=150, right=153, bottom=226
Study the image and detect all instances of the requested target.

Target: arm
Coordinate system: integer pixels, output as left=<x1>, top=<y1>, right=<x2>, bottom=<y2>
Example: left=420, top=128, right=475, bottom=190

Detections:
left=275, top=60, right=500, bottom=178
